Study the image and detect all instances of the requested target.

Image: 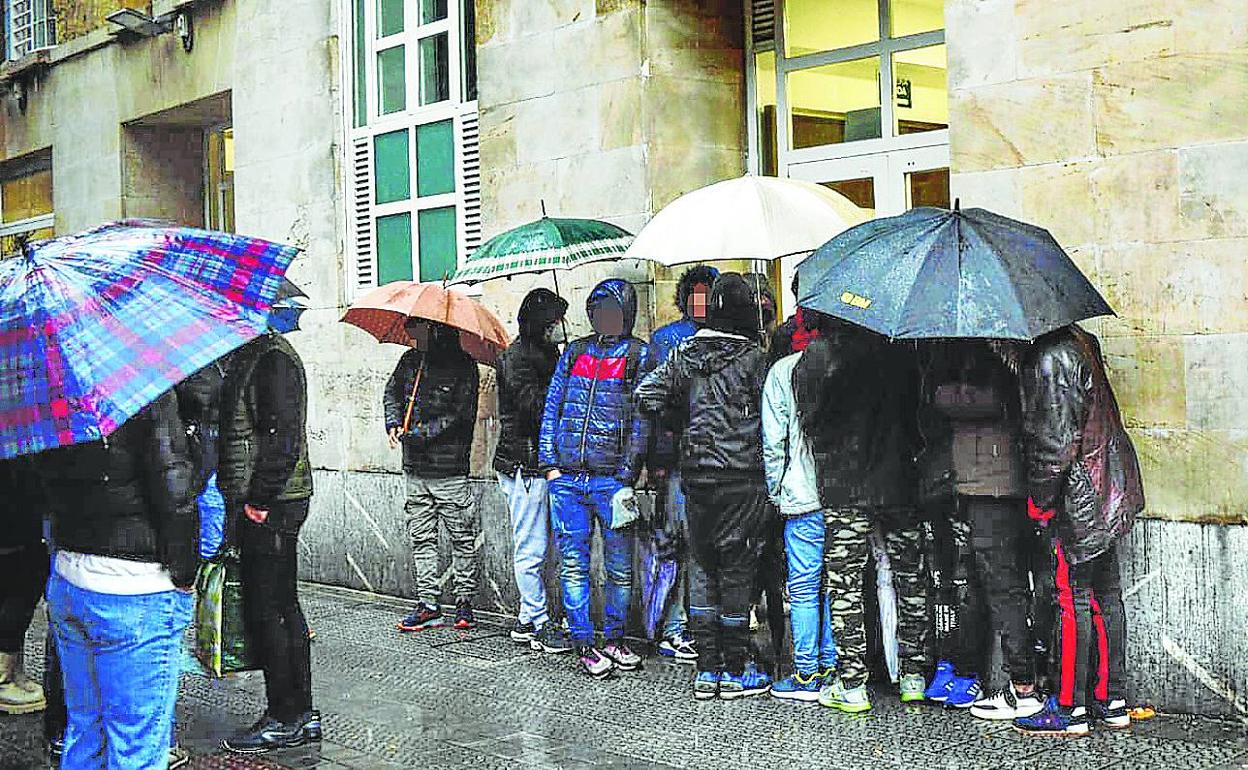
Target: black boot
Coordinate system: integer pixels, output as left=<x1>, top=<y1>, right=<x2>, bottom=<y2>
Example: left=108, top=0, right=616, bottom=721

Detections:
left=222, top=715, right=306, bottom=754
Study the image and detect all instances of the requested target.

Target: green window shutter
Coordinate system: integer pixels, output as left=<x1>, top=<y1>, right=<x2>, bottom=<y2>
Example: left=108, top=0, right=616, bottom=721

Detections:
left=377, top=213, right=413, bottom=283
left=378, top=0, right=404, bottom=36
left=415, top=119, right=454, bottom=197
left=353, top=0, right=367, bottom=126
left=377, top=46, right=406, bottom=115
left=417, top=207, right=456, bottom=282
left=373, top=130, right=410, bottom=204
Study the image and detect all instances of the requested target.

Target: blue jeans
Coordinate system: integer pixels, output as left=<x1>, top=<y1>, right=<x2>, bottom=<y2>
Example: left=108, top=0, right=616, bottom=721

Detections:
left=660, top=470, right=693, bottom=639
left=549, top=472, right=635, bottom=645
left=47, top=573, right=193, bottom=770
left=498, top=469, right=551, bottom=627
left=784, top=512, right=836, bottom=675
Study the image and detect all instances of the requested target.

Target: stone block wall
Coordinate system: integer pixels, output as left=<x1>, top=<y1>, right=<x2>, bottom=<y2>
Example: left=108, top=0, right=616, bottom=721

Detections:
left=52, top=0, right=151, bottom=41
left=946, top=0, right=1248, bottom=717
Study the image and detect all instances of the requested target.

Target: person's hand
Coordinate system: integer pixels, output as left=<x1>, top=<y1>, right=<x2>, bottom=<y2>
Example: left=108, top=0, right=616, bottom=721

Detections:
left=388, top=426, right=402, bottom=449
left=244, top=504, right=269, bottom=524
left=545, top=468, right=562, bottom=482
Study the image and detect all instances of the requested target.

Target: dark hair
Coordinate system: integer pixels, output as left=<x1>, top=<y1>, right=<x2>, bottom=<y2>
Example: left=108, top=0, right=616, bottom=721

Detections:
left=675, top=265, right=719, bottom=313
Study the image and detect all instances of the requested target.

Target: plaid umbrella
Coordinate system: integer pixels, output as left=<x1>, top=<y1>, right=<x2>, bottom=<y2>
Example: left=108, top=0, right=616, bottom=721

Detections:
left=449, top=216, right=632, bottom=285
left=0, top=220, right=297, bottom=460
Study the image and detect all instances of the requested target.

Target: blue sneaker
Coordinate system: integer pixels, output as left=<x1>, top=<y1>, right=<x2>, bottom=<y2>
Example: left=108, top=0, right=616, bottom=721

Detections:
left=924, top=659, right=955, bottom=702
left=1013, top=695, right=1090, bottom=737
left=945, top=676, right=983, bottom=709
left=771, top=670, right=822, bottom=703
left=719, top=664, right=772, bottom=701
left=693, top=671, right=720, bottom=701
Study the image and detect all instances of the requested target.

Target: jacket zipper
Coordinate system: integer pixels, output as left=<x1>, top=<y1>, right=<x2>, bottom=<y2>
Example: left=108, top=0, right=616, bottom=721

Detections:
left=578, top=345, right=606, bottom=466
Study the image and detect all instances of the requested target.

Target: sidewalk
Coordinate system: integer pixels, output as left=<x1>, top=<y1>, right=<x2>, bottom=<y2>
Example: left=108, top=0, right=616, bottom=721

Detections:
left=2, top=582, right=1246, bottom=770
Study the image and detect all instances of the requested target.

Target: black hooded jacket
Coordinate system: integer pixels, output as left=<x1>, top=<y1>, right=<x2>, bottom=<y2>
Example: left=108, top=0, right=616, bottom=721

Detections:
left=493, top=289, right=567, bottom=476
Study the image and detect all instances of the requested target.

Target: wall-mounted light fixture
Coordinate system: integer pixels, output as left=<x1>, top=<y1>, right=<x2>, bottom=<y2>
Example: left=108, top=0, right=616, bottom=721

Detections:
left=105, top=8, right=193, bottom=51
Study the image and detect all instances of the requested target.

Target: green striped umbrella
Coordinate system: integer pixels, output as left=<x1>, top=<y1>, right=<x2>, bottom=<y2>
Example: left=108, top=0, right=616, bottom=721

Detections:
left=450, top=216, right=633, bottom=284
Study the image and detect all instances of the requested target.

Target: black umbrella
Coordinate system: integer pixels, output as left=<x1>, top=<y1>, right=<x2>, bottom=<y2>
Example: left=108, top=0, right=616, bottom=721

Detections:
left=796, top=205, right=1113, bottom=340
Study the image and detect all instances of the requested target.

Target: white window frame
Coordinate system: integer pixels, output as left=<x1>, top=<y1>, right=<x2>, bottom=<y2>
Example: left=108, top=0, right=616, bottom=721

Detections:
left=4, top=0, right=54, bottom=61
left=341, top=0, right=480, bottom=299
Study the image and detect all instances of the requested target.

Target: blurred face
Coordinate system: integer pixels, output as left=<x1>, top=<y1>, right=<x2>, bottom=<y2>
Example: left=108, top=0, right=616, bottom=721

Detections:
left=591, top=304, right=625, bottom=337
left=688, top=283, right=710, bottom=322
left=405, top=319, right=431, bottom=350
left=544, top=319, right=568, bottom=345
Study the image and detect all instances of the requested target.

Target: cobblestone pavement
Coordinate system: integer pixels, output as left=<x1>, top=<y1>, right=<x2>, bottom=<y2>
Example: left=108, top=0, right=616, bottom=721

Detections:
left=2, top=583, right=1247, bottom=770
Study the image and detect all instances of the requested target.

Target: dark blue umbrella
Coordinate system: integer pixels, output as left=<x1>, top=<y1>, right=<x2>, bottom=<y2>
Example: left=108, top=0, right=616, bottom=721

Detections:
left=796, top=205, right=1113, bottom=340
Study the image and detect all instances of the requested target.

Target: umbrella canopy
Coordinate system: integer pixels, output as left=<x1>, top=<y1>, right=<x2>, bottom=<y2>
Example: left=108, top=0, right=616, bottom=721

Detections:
left=449, top=217, right=633, bottom=284
left=0, top=220, right=297, bottom=460
left=341, top=281, right=510, bottom=364
left=624, top=174, right=868, bottom=266
left=797, top=206, right=1114, bottom=341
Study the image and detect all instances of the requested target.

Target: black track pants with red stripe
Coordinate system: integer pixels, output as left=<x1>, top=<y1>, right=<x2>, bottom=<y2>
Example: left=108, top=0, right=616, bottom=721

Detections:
left=1052, top=540, right=1127, bottom=708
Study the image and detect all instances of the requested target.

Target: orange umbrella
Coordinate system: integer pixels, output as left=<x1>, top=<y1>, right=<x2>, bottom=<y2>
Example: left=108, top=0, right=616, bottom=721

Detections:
left=341, top=281, right=510, bottom=365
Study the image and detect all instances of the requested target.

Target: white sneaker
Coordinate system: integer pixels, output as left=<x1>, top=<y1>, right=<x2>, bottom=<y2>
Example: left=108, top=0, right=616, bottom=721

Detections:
left=657, top=633, right=698, bottom=662
left=970, top=683, right=1045, bottom=721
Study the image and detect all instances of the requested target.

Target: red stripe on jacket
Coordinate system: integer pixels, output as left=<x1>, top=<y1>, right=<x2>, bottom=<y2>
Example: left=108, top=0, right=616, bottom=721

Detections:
left=570, top=354, right=627, bottom=380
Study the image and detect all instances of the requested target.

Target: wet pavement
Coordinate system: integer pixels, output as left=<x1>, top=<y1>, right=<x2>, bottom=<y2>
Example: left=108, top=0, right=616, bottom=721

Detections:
left=2, top=582, right=1247, bottom=769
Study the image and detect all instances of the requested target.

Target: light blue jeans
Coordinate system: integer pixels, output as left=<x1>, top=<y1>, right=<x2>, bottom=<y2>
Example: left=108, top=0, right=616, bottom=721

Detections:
left=549, top=472, right=635, bottom=645
left=784, top=511, right=837, bottom=675
left=47, top=572, right=193, bottom=770
left=498, top=469, right=551, bottom=628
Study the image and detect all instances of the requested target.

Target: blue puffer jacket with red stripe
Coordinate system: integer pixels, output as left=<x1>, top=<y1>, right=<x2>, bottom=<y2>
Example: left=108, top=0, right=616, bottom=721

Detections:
left=539, top=279, right=653, bottom=484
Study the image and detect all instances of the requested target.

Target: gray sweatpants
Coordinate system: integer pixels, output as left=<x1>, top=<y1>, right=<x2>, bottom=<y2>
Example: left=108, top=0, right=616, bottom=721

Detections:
left=404, top=472, right=479, bottom=606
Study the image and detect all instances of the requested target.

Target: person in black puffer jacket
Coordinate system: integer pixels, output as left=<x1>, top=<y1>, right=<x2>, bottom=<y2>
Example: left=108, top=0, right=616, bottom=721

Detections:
left=492, top=288, right=570, bottom=653
left=0, top=457, right=49, bottom=716
left=793, top=311, right=929, bottom=712
left=36, top=390, right=197, bottom=769
left=635, top=272, right=773, bottom=700
left=384, top=320, right=481, bottom=634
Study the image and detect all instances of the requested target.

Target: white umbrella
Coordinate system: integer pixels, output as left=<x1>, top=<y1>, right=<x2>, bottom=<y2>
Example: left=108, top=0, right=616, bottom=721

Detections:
left=623, top=174, right=868, bottom=266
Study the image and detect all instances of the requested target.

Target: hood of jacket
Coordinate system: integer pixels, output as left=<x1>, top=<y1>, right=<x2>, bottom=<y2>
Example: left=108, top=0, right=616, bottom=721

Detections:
left=518, top=287, right=569, bottom=340
left=682, top=328, right=763, bottom=377
left=586, top=278, right=637, bottom=338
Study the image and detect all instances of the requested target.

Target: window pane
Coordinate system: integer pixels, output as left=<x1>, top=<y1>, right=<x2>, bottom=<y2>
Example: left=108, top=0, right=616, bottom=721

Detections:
left=907, top=167, right=950, bottom=209
left=821, top=178, right=876, bottom=216
left=1, top=168, right=53, bottom=222
left=377, top=213, right=413, bottom=284
left=419, top=0, right=448, bottom=25
left=755, top=51, right=777, bottom=175
left=787, top=57, right=881, bottom=149
left=893, top=44, right=947, bottom=136
left=374, top=130, right=411, bottom=204
left=415, top=120, right=455, bottom=197
left=377, top=45, right=406, bottom=114
left=461, top=0, right=477, bottom=101
left=353, top=0, right=368, bottom=125
left=891, top=0, right=944, bottom=38
left=377, top=0, right=403, bottom=37
left=418, top=206, right=457, bottom=282
left=784, top=0, right=878, bottom=57
left=419, top=33, right=450, bottom=105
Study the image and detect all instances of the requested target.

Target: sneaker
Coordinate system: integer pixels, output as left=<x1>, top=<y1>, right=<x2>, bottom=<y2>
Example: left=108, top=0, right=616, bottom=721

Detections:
left=601, top=640, right=642, bottom=671
left=924, top=659, right=956, bottom=702
left=298, top=709, right=323, bottom=741
left=657, top=632, right=698, bottom=662
left=749, top=606, right=761, bottom=631
left=1013, top=695, right=1090, bottom=737
left=453, top=599, right=476, bottom=630
left=168, top=744, right=191, bottom=770
left=1089, top=698, right=1131, bottom=729
left=577, top=646, right=615, bottom=680
left=222, top=715, right=306, bottom=754
left=531, top=623, right=574, bottom=654
left=694, top=671, right=721, bottom=701
left=397, top=602, right=443, bottom=632
left=47, top=734, right=63, bottom=759
left=510, top=620, right=537, bottom=644
left=971, top=683, right=1045, bottom=721
left=719, top=665, right=772, bottom=700
left=899, top=673, right=927, bottom=703
left=771, top=670, right=822, bottom=703
left=818, top=678, right=872, bottom=714
left=944, top=676, right=982, bottom=709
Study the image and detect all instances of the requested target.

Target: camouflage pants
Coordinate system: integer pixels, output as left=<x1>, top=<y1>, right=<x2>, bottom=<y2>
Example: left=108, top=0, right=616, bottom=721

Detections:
left=824, top=506, right=929, bottom=689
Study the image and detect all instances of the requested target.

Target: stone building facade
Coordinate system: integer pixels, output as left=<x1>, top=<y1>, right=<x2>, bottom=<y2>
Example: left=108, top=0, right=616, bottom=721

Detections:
left=1, top=0, right=1245, bottom=716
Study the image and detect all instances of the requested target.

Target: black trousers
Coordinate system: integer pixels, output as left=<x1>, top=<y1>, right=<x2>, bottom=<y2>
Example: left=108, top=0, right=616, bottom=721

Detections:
left=683, top=477, right=769, bottom=676
left=1054, top=540, right=1126, bottom=708
left=960, top=496, right=1035, bottom=686
left=0, top=542, right=48, bottom=653
left=239, top=500, right=313, bottom=724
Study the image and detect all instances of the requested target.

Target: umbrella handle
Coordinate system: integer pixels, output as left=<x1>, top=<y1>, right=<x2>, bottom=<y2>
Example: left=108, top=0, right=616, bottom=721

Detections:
left=400, top=364, right=424, bottom=435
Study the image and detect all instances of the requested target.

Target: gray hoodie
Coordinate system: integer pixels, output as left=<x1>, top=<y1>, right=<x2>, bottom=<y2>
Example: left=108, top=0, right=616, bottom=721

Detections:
left=761, top=352, right=821, bottom=517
